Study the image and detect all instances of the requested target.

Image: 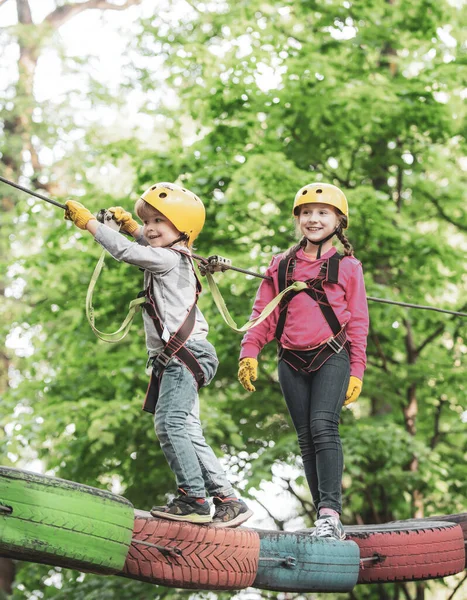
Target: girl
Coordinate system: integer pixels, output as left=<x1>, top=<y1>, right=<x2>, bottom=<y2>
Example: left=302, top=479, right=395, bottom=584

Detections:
left=238, top=182, right=369, bottom=540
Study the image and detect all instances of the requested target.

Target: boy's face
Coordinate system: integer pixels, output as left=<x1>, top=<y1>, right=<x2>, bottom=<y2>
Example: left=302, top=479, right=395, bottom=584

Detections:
left=142, top=209, right=182, bottom=248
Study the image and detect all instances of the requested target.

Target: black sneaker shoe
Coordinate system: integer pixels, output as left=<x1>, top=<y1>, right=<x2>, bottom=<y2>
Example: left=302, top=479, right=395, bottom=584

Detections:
left=150, top=489, right=212, bottom=524
left=211, top=497, right=253, bottom=528
left=311, top=515, right=346, bottom=540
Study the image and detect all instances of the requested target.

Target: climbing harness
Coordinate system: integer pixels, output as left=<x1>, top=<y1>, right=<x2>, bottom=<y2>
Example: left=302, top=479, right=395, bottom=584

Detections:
left=141, top=250, right=206, bottom=414
left=275, top=246, right=350, bottom=372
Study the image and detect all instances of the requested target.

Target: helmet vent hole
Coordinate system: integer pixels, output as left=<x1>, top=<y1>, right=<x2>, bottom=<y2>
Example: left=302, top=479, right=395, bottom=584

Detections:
left=316, top=189, right=323, bottom=194
left=151, top=185, right=157, bottom=190
left=159, top=192, right=167, bottom=198
left=181, top=188, right=186, bottom=192
left=302, top=190, right=308, bottom=195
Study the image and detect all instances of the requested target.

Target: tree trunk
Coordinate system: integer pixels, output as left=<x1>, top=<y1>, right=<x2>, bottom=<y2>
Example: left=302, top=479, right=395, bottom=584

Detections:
left=0, top=0, right=142, bottom=594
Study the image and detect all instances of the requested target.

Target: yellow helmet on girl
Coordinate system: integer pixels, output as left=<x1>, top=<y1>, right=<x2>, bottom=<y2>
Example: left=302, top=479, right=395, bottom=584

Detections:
left=293, top=182, right=349, bottom=228
left=140, top=182, right=205, bottom=245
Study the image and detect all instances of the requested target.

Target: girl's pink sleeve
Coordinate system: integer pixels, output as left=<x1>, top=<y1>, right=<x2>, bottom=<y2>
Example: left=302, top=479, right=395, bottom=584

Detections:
left=240, top=258, right=279, bottom=359
left=345, top=261, right=369, bottom=380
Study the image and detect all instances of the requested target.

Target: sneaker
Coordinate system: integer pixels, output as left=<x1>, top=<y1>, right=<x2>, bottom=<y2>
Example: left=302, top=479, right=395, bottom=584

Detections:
left=211, top=497, right=253, bottom=528
left=312, top=515, right=346, bottom=540
left=150, top=489, right=212, bottom=524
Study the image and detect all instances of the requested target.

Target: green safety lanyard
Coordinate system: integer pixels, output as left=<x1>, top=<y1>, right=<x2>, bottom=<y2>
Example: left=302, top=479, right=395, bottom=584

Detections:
left=201, top=269, right=307, bottom=333
left=86, top=250, right=304, bottom=343
left=86, top=248, right=145, bottom=343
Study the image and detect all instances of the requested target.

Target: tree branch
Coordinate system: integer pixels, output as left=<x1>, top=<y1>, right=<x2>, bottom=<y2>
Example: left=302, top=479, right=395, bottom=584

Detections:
left=423, top=191, right=467, bottom=232
left=45, top=0, right=143, bottom=29
left=447, top=573, right=467, bottom=600
left=284, top=479, right=315, bottom=518
left=416, top=301, right=467, bottom=355
left=370, top=333, right=390, bottom=372
left=252, top=496, right=286, bottom=530
left=181, top=0, right=202, bottom=14
left=430, top=399, right=444, bottom=449
left=416, top=323, right=445, bottom=355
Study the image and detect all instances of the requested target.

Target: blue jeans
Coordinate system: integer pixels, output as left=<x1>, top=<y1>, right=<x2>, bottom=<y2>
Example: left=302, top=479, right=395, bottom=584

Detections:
left=278, top=350, right=350, bottom=514
left=153, top=339, right=235, bottom=499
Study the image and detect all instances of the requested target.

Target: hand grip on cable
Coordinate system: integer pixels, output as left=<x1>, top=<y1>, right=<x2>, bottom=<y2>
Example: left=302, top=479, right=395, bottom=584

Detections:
left=107, top=206, right=139, bottom=235
left=344, top=376, right=362, bottom=406
left=238, top=358, right=258, bottom=392
left=64, top=200, right=95, bottom=230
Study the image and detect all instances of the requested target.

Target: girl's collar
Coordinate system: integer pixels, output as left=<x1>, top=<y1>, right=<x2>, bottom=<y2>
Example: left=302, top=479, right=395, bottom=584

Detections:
left=297, top=246, right=337, bottom=261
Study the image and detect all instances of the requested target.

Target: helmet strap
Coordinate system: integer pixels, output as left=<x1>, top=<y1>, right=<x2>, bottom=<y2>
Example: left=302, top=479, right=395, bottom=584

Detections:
left=164, top=233, right=189, bottom=248
left=308, top=227, right=340, bottom=259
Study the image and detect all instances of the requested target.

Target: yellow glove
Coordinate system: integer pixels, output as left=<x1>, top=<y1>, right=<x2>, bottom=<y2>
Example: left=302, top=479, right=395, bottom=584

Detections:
left=238, top=358, right=258, bottom=392
left=344, top=376, right=362, bottom=406
left=108, top=206, right=139, bottom=235
left=64, top=200, right=95, bottom=230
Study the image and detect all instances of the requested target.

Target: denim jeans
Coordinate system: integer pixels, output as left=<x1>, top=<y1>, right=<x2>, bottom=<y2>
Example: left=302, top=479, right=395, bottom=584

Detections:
left=278, top=350, right=350, bottom=514
left=153, top=339, right=235, bottom=499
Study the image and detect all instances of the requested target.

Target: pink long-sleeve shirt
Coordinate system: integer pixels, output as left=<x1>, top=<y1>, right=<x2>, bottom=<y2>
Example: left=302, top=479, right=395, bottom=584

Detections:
left=240, top=246, right=369, bottom=380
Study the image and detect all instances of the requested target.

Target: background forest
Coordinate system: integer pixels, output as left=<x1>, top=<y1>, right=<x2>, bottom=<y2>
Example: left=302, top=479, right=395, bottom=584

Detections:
left=1, top=0, right=466, bottom=599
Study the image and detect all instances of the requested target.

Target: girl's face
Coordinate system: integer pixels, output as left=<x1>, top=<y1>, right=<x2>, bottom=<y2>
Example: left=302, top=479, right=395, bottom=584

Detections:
left=298, top=203, right=340, bottom=244
left=142, top=209, right=182, bottom=248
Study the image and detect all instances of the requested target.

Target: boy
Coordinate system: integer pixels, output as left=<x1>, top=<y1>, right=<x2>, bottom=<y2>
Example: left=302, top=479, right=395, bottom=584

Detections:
left=65, top=182, right=252, bottom=528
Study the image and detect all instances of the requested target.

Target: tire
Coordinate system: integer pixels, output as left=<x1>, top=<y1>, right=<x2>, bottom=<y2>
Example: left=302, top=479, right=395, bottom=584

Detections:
left=344, top=521, right=465, bottom=583
left=0, top=466, right=134, bottom=574
left=121, top=509, right=260, bottom=590
left=254, top=530, right=360, bottom=592
left=391, top=513, right=467, bottom=569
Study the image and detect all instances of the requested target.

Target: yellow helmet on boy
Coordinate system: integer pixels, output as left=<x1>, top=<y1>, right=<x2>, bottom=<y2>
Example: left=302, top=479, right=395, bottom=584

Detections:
left=140, top=182, right=205, bottom=245
left=293, top=182, right=349, bottom=228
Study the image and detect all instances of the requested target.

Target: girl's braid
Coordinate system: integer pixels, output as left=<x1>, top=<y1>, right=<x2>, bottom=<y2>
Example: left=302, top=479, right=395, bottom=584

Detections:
left=336, top=215, right=354, bottom=256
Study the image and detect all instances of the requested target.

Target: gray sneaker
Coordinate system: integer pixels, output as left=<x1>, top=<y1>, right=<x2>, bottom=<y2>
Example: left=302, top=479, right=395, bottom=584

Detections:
left=150, top=489, right=212, bottom=524
left=312, top=515, right=346, bottom=540
left=211, top=497, right=253, bottom=528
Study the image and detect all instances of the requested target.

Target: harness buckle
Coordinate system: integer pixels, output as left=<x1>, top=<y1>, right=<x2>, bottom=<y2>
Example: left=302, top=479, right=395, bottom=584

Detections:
left=154, top=351, right=172, bottom=368
left=327, top=336, right=344, bottom=354
left=207, top=255, right=232, bottom=272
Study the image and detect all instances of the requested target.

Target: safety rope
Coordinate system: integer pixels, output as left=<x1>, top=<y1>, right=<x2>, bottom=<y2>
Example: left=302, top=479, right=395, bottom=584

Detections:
left=197, top=255, right=467, bottom=319
left=86, top=249, right=145, bottom=343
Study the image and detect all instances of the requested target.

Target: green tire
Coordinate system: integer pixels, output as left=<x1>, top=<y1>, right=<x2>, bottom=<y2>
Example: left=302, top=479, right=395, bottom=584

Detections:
left=0, top=466, right=134, bottom=574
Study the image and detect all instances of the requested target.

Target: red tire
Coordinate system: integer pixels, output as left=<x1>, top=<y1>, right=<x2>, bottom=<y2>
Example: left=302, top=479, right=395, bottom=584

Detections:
left=393, top=513, right=467, bottom=569
left=345, top=521, right=465, bottom=583
left=121, top=510, right=260, bottom=590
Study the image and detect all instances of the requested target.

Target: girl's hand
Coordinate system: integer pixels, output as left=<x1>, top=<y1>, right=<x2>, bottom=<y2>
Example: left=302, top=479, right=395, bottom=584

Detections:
left=65, top=200, right=96, bottom=230
left=238, top=358, right=258, bottom=392
left=108, top=206, right=140, bottom=235
left=344, top=376, right=362, bottom=406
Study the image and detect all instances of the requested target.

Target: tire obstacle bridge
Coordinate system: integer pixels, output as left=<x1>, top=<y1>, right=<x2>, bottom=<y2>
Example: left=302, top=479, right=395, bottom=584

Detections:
left=0, top=467, right=465, bottom=593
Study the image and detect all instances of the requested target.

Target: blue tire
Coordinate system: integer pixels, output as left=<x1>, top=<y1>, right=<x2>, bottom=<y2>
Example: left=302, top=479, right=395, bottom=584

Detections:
left=254, top=529, right=360, bottom=592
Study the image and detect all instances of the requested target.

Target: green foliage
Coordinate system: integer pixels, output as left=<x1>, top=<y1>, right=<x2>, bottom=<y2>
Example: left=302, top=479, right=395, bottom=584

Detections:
left=2, top=0, right=467, bottom=598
